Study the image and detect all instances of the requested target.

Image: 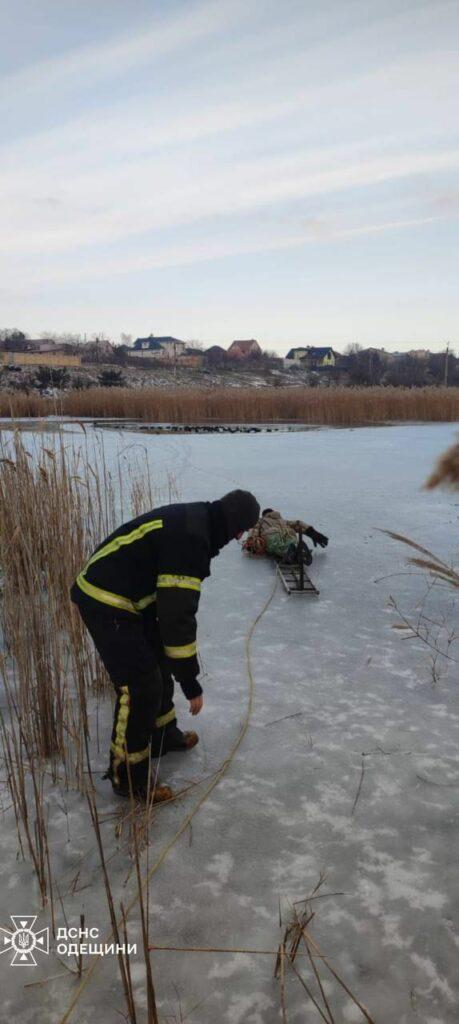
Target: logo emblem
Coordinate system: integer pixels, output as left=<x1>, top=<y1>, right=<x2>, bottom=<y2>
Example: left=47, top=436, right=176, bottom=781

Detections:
left=0, top=916, right=49, bottom=966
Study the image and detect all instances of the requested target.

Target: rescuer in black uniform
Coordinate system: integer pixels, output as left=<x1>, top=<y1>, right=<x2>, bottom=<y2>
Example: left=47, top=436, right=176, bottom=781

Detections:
left=71, top=489, right=260, bottom=801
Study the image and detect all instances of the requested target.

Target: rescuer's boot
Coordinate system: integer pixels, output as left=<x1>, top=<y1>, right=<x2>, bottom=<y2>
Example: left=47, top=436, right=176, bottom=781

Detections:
left=150, top=725, right=199, bottom=757
left=165, top=725, right=199, bottom=752
left=104, top=762, right=173, bottom=803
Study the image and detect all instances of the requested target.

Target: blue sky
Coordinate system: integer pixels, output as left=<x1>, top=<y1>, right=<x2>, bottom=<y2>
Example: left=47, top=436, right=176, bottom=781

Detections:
left=1, top=0, right=458, bottom=353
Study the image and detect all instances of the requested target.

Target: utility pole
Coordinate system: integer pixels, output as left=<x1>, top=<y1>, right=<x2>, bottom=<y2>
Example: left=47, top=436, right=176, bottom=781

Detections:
left=444, top=342, right=449, bottom=386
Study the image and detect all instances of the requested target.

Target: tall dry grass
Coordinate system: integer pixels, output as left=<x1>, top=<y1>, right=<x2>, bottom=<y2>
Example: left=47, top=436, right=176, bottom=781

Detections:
left=0, top=431, right=157, bottom=773
left=0, top=385, right=458, bottom=424
left=0, top=431, right=158, bottom=905
left=0, top=429, right=166, bottom=1023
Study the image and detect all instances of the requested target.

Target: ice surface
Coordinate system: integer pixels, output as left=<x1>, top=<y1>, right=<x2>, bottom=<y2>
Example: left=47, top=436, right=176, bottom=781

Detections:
left=0, top=422, right=458, bottom=1022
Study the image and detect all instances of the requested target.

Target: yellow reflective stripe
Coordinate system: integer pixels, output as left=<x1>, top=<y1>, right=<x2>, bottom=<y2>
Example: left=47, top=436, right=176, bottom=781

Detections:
left=114, top=687, right=130, bottom=752
left=110, top=742, right=150, bottom=764
left=111, top=686, right=149, bottom=765
left=76, top=573, right=140, bottom=614
left=156, top=707, right=177, bottom=728
left=76, top=575, right=156, bottom=615
left=164, top=641, right=197, bottom=659
left=86, top=518, right=163, bottom=570
left=157, top=574, right=201, bottom=592
left=77, top=516, right=163, bottom=613
left=134, top=592, right=157, bottom=611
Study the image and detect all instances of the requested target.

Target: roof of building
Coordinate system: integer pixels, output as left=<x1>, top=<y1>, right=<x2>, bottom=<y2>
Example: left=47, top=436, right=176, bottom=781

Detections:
left=27, top=338, right=58, bottom=346
left=286, top=346, right=335, bottom=359
left=285, top=347, right=309, bottom=359
left=228, top=339, right=261, bottom=354
left=134, top=335, right=184, bottom=349
left=305, top=347, right=335, bottom=357
left=133, top=338, right=162, bottom=351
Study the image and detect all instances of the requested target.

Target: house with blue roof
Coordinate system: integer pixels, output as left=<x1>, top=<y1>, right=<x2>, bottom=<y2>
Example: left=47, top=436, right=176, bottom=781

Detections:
left=132, top=335, right=187, bottom=359
left=286, top=346, right=338, bottom=368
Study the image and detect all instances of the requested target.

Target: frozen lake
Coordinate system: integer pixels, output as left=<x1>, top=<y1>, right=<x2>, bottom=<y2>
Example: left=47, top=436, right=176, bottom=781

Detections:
left=0, top=422, right=458, bottom=1023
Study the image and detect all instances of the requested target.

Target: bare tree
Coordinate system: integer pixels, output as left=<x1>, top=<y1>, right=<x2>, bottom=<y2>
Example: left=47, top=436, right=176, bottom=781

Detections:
left=0, top=328, right=28, bottom=350
left=346, top=347, right=384, bottom=385
left=384, top=354, right=428, bottom=387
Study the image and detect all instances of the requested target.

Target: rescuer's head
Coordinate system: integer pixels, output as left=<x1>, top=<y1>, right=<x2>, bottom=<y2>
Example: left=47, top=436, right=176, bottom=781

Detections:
left=219, top=489, right=260, bottom=540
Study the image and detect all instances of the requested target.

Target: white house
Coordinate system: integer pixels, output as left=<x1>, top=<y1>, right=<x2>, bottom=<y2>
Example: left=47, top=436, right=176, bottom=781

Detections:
left=132, top=335, right=187, bottom=359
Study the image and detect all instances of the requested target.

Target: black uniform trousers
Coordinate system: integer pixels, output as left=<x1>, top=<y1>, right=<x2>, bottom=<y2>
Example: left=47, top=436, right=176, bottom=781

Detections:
left=77, top=602, right=176, bottom=784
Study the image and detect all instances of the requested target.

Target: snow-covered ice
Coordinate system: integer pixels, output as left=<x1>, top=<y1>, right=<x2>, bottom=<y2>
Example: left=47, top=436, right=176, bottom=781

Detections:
left=0, top=422, right=458, bottom=1022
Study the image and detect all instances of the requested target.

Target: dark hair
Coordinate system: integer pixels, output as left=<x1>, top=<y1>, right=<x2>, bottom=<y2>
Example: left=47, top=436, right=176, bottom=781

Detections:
left=262, top=508, right=273, bottom=515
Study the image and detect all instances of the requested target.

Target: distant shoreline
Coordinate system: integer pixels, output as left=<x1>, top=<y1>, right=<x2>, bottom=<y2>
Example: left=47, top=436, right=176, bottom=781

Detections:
left=0, top=385, right=457, bottom=427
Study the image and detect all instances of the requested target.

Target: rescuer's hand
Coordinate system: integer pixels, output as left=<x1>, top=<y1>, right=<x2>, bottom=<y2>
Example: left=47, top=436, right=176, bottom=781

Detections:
left=189, top=695, right=204, bottom=716
left=305, top=527, right=328, bottom=548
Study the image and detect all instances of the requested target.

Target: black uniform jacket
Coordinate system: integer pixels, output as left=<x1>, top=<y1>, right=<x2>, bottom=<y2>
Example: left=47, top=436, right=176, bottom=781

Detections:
left=71, top=501, right=213, bottom=693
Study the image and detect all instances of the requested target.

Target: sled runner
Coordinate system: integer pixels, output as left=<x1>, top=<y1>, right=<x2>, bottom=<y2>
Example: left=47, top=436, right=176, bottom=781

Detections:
left=276, top=560, right=319, bottom=596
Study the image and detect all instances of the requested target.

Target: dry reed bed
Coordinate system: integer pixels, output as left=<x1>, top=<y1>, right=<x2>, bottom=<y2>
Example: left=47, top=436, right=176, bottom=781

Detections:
left=0, top=386, right=458, bottom=425
left=0, top=434, right=157, bottom=897
left=0, top=432, right=157, bottom=771
left=0, top=434, right=163, bottom=1019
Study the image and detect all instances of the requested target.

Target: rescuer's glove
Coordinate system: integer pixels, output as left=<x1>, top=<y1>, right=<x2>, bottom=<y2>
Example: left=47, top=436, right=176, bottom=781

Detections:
left=305, top=527, right=328, bottom=548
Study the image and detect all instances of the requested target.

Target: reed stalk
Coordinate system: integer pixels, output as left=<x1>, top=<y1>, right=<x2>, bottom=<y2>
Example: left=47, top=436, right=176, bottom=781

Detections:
left=0, top=385, right=457, bottom=425
left=0, top=430, right=158, bottom=901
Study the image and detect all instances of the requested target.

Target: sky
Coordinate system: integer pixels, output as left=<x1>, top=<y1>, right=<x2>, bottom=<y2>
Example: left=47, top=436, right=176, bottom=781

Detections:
left=1, top=0, right=458, bottom=354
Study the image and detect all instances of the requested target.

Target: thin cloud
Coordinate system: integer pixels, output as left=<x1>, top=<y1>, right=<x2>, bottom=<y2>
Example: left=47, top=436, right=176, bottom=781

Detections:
left=2, top=48, right=457, bottom=167
left=2, top=213, right=442, bottom=292
left=0, top=0, right=252, bottom=98
left=0, top=145, right=457, bottom=256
